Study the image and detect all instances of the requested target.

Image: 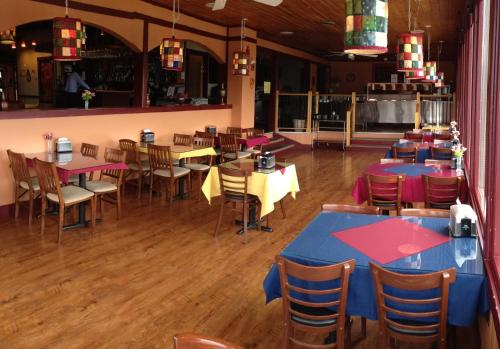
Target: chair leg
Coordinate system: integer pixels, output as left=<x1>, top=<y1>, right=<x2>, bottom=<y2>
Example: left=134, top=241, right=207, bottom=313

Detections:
left=361, top=317, right=367, bottom=339
left=197, top=172, right=202, bottom=201
left=242, top=200, right=248, bottom=244
left=214, top=200, right=225, bottom=237
left=58, top=203, right=65, bottom=243
left=40, top=197, right=47, bottom=236
left=169, top=179, right=174, bottom=203
left=116, top=190, right=122, bottom=220
left=149, top=173, right=154, bottom=203
left=14, top=187, right=20, bottom=220
left=90, top=197, right=96, bottom=233
left=28, top=191, right=34, bottom=226
left=279, top=199, right=286, bottom=219
left=137, top=171, right=143, bottom=199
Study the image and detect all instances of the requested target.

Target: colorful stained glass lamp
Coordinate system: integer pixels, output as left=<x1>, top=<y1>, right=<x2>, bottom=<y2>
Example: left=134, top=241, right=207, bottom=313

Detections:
left=405, top=69, right=424, bottom=80
left=344, top=0, right=388, bottom=54
left=233, top=18, right=249, bottom=76
left=423, top=61, right=438, bottom=82
left=53, top=17, right=85, bottom=61
left=397, top=32, right=423, bottom=73
left=160, top=37, right=184, bottom=71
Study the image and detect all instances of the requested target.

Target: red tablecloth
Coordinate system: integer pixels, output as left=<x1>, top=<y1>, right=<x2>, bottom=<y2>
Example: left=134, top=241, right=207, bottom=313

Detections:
left=236, top=136, right=270, bottom=148
left=351, top=163, right=464, bottom=204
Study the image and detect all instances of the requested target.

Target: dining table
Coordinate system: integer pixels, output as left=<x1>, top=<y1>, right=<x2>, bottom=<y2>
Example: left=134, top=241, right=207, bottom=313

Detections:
left=351, top=162, right=465, bottom=204
left=139, top=143, right=216, bottom=198
left=385, top=141, right=452, bottom=163
left=201, top=158, right=300, bottom=232
left=25, top=152, right=128, bottom=229
left=262, top=211, right=489, bottom=327
left=236, top=135, right=270, bottom=150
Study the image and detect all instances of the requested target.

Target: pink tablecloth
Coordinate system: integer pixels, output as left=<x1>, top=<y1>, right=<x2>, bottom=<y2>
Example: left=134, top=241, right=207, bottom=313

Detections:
left=352, top=163, right=464, bottom=204
left=237, top=136, right=270, bottom=148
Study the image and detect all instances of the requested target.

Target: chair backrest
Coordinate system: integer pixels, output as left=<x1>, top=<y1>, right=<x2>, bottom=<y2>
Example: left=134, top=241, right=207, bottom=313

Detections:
left=218, top=133, right=239, bottom=153
left=147, top=144, right=172, bottom=171
left=404, top=131, right=423, bottom=141
left=195, top=130, right=215, bottom=139
left=81, top=142, right=99, bottom=158
left=6, top=149, right=32, bottom=187
left=321, top=203, right=381, bottom=215
left=430, top=147, right=452, bottom=160
left=173, top=333, right=243, bottom=349
left=119, top=139, right=140, bottom=164
left=244, top=128, right=264, bottom=137
left=380, top=158, right=413, bottom=164
left=423, top=175, right=462, bottom=209
left=218, top=166, right=249, bottom=200
left=33, top=158, right=63, bottom=201
left=370, top=263, right=456, bottom=347
left=391, top=145, right=417, bottom=161
left=433, top=132, right=452, bottom=141
left=366, top=174, right=404, bottom=215
left=101, top=148, right=126, bottom=185
left=424, top=159, right=452, bottom=167
left=226, top=127, right=242, bottom=137
left=194, top=137, right=215, bottom=166
left=277, top=255, right=355, bottom=349
left=400, top=208, right=450, bottom=218
left=173, top=133, right=194, bottom=146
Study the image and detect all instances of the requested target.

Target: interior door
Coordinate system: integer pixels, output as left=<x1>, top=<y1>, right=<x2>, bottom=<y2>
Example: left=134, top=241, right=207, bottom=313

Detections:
left=38, top=57, right=54, bottom=104
left=187, top=54, right=204, bottom=98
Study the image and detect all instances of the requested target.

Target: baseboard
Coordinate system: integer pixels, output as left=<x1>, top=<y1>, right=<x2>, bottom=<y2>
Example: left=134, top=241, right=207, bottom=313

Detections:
left=0, top=203, right=14, bottom=222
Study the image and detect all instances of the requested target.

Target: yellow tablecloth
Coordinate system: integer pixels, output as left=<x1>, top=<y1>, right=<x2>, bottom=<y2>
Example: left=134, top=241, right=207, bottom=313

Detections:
left=139, top=144, right=216, bottom=160
left=201, top=162, right=300, bottom=217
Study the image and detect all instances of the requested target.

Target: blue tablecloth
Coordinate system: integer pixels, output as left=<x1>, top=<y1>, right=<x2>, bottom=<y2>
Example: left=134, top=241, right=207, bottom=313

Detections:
left=263, top=212, right=489, bottom=327
left=385, top=142, right=452, bottom=163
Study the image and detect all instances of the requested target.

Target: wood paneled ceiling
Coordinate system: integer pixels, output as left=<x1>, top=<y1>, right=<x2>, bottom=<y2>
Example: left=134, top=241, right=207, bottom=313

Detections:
left=146, top=0, right=466, bottom=61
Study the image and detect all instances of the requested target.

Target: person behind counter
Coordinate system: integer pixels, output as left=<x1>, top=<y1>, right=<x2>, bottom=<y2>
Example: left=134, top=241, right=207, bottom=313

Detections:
left=64, top=68, right=91, bottom=108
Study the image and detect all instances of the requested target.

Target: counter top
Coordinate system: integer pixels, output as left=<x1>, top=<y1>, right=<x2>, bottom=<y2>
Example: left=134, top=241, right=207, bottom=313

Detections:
left=0, top=104, right=232, bottom=120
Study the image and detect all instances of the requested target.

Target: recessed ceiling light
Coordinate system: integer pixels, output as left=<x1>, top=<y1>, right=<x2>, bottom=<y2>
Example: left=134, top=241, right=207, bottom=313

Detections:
left=425, top=24, right=432, bottom=28
left=206, top=2, right=215, bottom=8
left=321, top=20, right=336, bottom=25
left=280, top=31, right=294, bottom=35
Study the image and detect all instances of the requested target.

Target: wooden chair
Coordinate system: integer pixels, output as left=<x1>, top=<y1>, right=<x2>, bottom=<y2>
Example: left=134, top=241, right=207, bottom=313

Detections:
left=430, top=147, right=453, bottom=160
left=424, top=159, right=452, bottom=166
left=366, top=174, right=404, bottom=215
left=7, top=149, right=40, bottom=225
left=370, top=262, right=456, bottom=349
left=185, top=137, right=214, bottom=200
left=194, top=130, right=216, bottom=139
left=423, top=175, right=463, bottom=209
left=276, top=255, right=355, bottom=349
left=69, top=142, right=100, bottom=184
left=380, top=158, right=413, bottom=164
left=86, top=148, right=126, bottom=220
left=218, top=133, right=251, bottom=162
left=400, top=208, right=450, bottom=218
left=173, top=333, right=243, bottom=349
left=214, top=166, right=260, bottom=243
left=148, top=144, right=191, bottom=203
left=226, top=127, right=243, bottom=137
left=322, top=203, right=380, bottom=216
left=244, top=128, right=264, bottom=137
left=119, top=139, right=150, bottom=199
left=404, top=131, right=423, bottom=142
left=33, top=158, right=96, bottom=243
left=391, top=145, right=417, bottom=162
left=433, top=132, right=452, bottom=141
left=173, top=133, right=194, bottom=146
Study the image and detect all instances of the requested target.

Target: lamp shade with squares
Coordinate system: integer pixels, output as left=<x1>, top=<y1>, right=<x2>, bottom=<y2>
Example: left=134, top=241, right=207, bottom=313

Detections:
left=435, top=71, right=445, bottom=87
left=423, top=61, right=438, bottom=82
left=233, top=50, right=249, bottom=76
left=53, top=17, right=85, bottom=61
left=0, top=29, right=15, bottom=45
left=160, top=37, right=184, bottom=71
left=397, top=32, right=423, bottom=73
left=344, top=0, right=388, bottom=55
left=405, top=69, right=424, bottom=80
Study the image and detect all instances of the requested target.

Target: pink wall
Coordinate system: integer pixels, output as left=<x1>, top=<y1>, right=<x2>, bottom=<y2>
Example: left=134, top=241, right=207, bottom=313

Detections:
left=0, top=108, right=233, bottom=206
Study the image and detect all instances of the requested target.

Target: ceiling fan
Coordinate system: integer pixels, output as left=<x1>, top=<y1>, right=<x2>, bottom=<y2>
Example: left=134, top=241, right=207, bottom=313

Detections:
left=325, top=52, right=378, bottom=60
left=208, top=0, right=283, bottom=11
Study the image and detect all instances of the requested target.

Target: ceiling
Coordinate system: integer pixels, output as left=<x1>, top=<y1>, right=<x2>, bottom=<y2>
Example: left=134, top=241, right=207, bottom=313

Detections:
left=147, top=0, right=466, bottom=61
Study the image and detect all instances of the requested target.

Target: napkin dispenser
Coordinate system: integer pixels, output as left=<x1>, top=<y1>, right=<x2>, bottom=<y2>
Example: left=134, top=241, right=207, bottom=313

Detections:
left=449, top=203, right=477, bottom=238
left=55, top=138, right=72, bottom=153
left=205, top=125, right=217, bottom=136
left=140, top=129, right=155, bottom=144
left=257, top=152, right=275, bottom=169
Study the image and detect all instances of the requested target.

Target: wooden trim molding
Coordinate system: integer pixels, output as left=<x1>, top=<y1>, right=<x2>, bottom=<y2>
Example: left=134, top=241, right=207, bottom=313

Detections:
left=0, top=104, right=232, bottom=120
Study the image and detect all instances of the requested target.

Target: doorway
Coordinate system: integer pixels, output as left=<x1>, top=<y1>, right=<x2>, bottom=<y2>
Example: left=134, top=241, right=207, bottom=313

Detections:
left=186, top=53, right=205, bottom=98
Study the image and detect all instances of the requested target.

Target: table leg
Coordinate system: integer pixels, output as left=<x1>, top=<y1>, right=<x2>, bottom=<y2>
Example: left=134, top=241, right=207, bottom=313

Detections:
left=177, top=158, right=188, bottom=199
left=235, top=206, right=273, bottom=233
left=63, top=173, right=87, bottom=230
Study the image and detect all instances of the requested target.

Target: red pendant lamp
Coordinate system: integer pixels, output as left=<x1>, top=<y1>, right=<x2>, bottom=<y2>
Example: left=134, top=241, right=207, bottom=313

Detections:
left=397, top=0, right=423, bottom=74
left=53, top=0, right=86, bottom=61
left=161, top=0, right=184, bottom=71
left=233, top=18, right=249, bottom=76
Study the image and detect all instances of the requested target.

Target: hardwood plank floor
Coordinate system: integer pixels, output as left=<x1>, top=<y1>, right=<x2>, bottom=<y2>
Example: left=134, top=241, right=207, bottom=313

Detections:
left=0, top=149, right=479, bottom=348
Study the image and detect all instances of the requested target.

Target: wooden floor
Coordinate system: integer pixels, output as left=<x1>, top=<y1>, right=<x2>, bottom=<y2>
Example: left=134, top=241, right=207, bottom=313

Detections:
left=0, top=148, right=479, bottom=348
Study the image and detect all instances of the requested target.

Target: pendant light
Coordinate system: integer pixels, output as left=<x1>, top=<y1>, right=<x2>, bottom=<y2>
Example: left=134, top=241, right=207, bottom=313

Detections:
left=435, top=40, right=445, bottom=87
left=344, top=0, right=388, bottom=55
left=160, top=0, right=184, bottom=71
left=405, top=69, right=424, bottom=80
left=397, top=0, right=423, bottom=74
left=422, top=27, right=437, bottom=82
left=0, top=29, right=15, bottom=45
left=233, top=18, right=249, bottom=76
left=53, top=0, right=86, bottom=61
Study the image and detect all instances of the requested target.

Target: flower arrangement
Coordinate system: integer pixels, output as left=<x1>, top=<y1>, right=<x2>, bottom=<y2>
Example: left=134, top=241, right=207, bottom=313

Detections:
left=451, top=143, right=467, bottom=158
left=44, top=132, right=53, bottom=141
left=81, top=90, right=95, bottom=101
left=449, top=121, right=457, bottom=132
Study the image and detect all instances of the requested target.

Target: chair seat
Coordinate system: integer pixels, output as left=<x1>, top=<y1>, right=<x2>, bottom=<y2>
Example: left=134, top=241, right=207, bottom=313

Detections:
left=47, top=185, right=94, bottom=205
left=128, top=161, right=150, bottom=171
left=20, top=176, right=40, bottom=191
left=223, top=151, right=252, bottom=160
left=290, top=302, right=337, bottom=327
left=184, top=163, right=211, bottom=171
left=153, top=166, right=190, bottom=178
left=86, top=180, right=118, bottom=193
left=388, top=318, right=438, bottom=336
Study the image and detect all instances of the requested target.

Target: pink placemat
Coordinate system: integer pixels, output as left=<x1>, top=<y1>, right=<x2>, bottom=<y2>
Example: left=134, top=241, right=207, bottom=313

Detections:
left=332, top=218, right=451, bottom=264
left=237, top=136, right=270, bottom=148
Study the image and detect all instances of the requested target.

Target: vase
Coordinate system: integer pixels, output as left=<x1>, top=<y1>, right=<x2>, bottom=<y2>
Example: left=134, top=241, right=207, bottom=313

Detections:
left=451, top=156, right=463, bottom=170
left=84, top=100, right=89, bottom=110
left=47, top=140, right=52, bottom=154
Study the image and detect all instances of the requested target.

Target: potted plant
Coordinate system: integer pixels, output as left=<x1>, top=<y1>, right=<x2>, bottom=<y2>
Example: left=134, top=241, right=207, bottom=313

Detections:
left=81, top=90, right=95, bottom=110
